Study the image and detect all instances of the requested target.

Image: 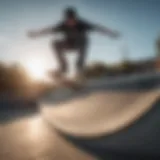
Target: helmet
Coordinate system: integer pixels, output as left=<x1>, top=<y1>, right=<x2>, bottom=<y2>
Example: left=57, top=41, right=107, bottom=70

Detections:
left=64, top=7, right=77, bottom=18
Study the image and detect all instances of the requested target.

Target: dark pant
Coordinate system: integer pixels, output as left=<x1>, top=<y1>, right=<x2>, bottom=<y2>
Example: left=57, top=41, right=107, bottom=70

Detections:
left=52, top=39, right=88, bottom=73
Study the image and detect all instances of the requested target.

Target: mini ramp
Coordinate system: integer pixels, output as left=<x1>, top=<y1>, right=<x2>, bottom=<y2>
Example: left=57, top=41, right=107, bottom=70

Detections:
left=41, top=72, right=160, bottom=138
left=41, top=89, right=159, bottom=138
left=40, top=72, right=160, bottom=159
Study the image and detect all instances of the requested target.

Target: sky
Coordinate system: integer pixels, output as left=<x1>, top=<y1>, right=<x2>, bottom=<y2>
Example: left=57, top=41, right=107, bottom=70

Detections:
left=0, top=0, right=160, bottom=70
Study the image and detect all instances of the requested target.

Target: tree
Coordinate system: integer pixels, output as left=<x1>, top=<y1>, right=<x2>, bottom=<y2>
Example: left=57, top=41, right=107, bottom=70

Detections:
left=0, top=62, right=30, bottom=92
left=84, top=62, right=109, bottom=78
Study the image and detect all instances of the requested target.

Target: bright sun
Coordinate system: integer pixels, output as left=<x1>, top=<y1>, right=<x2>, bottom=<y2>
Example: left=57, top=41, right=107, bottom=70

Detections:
left=24, top=58, right=47, bottom=81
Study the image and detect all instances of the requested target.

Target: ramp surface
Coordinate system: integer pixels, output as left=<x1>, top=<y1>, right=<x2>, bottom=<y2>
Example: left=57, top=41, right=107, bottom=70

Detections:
left=42, top=89, right=159, bottom=137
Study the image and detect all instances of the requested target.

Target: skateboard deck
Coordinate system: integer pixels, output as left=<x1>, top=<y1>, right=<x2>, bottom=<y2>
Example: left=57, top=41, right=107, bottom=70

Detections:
left=48, top=71, right=85, bottom=91
left=59, top=78, right=84, bottom=91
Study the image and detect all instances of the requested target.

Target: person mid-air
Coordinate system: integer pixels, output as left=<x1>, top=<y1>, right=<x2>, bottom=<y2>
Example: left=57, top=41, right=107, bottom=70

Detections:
left=28, top=7, right=121, bottom=80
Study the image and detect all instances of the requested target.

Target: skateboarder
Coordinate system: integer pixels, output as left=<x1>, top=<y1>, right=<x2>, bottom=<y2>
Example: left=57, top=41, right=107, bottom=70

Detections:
left=28, top=7, right=121, bottom=80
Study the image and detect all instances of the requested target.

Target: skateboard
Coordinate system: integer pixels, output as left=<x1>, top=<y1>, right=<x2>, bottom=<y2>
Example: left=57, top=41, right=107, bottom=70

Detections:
left=48, top=71, right=85, bottom=91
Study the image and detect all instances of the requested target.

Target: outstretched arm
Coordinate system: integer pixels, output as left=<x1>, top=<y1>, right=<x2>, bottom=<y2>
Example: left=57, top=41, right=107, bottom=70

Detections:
left=94, top=24, right=121, bottom=38
left=28, top=27, right=54, bottom=38
left=27, top=23, right=63, bottom=38
left=83, top=20, right=121, bottom=39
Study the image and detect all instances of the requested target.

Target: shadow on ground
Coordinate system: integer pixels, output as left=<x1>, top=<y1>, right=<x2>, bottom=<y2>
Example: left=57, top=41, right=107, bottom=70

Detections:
left=51, top=98, right=160, bottom=160
left=0, top=98, right=39, bottom=124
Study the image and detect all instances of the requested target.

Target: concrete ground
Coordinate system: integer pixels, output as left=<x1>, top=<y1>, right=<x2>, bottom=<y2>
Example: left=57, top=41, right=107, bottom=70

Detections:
left=0, top=72, right=160, bottom=160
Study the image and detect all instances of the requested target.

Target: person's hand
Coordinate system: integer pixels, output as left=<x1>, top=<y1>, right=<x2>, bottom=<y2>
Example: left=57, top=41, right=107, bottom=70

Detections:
left=110, top=30, right=121, bottom=39
left=27, top=30, right=39, bottom=38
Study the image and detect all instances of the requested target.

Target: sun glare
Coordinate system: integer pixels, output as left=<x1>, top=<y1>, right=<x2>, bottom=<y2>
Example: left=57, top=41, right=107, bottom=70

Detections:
left=24, top=58, right=47, bottom=81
